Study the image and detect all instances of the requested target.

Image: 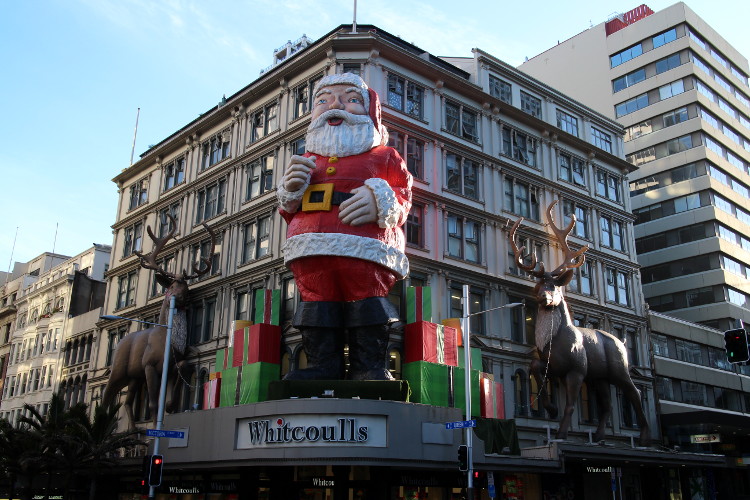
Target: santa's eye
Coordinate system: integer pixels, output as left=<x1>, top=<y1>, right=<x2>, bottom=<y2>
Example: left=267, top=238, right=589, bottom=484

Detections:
left=316, top=98, right=328, bottom=105
left=348, top=97, right=360, bottom=103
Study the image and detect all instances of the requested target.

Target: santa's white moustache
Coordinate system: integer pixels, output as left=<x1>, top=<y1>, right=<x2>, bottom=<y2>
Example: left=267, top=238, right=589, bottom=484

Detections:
left=308, top=109, right=373, bottom=129
left=306, top=109, right=381, bottom=157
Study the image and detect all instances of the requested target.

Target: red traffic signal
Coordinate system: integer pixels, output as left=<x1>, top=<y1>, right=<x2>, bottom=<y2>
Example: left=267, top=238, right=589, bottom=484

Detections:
left=724, top=328, right=749, bottom=363
left=148, top=454, right=164, bottom=487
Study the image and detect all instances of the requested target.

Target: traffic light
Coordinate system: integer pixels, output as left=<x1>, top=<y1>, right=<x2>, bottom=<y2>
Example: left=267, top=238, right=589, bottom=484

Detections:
left=457, top=445, right=468, bottom=472
left=148, top=454, right=164, bottom=487
left=724, top=328, right=749, bottom=363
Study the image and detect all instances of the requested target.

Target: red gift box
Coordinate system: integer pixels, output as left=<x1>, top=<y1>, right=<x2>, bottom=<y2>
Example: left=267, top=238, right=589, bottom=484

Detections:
left=203, top=378, right=221, bottom=409
left=404, top=321, right=458, bottom=366
left=232, top=324, right=281, bottom=366
left=480, top=373, right=505, bottom=419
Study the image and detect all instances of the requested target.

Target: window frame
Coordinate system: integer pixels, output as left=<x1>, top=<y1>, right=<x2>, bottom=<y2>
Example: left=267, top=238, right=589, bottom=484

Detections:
left=556, top=109, right=579, bottom=136
left=446, top=213, right=482, bottom=264
left=445, top=152, right=481, bottom=199
left=501, top=125, right=538, bottom=167
left=489, top=75, right=512, bottom=104
left=444, top=99, right=480, bottom=142
left=387, top=73, right=425, bottom=120
left=195, top=178, right=227, bottom=224
left=163, top=157, right=186, bottom=192
left=245, top=153, right=275, bottom=201
left=388, top=130, right=425, bottom=179
left=241, top=215, right=271, bottom=264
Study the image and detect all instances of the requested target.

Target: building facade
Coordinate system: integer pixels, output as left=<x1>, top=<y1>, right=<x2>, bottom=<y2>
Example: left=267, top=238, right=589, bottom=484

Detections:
left=82, top=23, right=703, bottom=500
left=0, top=245, right=110, bottom=423
left=519, top=1, right=750, bottom=332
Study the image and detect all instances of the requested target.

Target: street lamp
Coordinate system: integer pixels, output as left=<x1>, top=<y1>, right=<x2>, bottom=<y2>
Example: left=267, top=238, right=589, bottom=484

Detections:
left=460, top=284, right=523, bottom=500
left=100, top=295, right=176, bottom=500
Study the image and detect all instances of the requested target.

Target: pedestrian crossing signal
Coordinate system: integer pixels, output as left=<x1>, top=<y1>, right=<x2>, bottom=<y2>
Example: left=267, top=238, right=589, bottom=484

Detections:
left=724, top=328, right=749, bottom=363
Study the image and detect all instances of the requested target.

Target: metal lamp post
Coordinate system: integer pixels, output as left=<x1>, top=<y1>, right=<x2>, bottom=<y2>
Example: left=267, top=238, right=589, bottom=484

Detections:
left=461, top=284, right=523, bottom=500
left=100, top=294, right=176, bottom=500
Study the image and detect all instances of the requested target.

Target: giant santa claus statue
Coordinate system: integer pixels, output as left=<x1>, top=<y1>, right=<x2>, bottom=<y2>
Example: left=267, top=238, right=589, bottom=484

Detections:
left=277, top=73, right=412, bottom=381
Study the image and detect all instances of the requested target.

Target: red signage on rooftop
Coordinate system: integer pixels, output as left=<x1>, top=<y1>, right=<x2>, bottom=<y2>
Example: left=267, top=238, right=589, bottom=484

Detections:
left=605, top=4, right=654, bottom=36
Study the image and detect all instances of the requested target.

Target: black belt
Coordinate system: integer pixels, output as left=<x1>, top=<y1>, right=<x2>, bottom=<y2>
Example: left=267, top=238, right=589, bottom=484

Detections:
left=301, top=183, right=354, bottom=212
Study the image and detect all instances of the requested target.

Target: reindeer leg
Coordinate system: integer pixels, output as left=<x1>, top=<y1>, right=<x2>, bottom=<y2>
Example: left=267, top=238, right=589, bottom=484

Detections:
left=531, top=358, right=557, bottom=418
left=593, top=379, right=612, bottom=443
left=556, top=371, right=584, bottom=440
left=621, top=380, right=650, bottom=446
left=166, top=361, right=188, bottom=413
left=144, top=363, right=160, bottom=426
left=123, top=379, right=140, bottom=432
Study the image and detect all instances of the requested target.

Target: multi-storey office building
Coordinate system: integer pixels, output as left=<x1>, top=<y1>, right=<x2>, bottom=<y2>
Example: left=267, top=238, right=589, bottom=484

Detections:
left=90, top=24, right=731, bottom=500
left=0, top=245, right=109, bottom=423
left=519, top=1, right=750, bottom=332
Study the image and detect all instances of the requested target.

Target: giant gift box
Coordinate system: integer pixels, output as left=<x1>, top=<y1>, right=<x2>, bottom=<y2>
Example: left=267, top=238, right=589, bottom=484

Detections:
left=457, top=346, right=482, bottom=369
left=232, top=325, right=281, bottom=367
left=404, top=321, right=458, bottom=366
left=239, top=362, right=280, bottom=404
left=479, top=373, right=505, bottom=419
left=402, top=361, right=450, bottom=407
left=254, top=289, right=281, bottom=325
left=450, top=366, right=481, bottom=417
left=406, top=286, right=433, bottom=323
left=203, top=378, right=220, bottom=409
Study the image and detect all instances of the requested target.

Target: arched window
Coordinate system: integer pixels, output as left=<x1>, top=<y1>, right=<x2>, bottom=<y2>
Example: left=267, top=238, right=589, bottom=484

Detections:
left=85, top=336, right=93, bottom=361
left=29, top=309, right=39, bottom=324
left=79, top=375, right=87, bottom=404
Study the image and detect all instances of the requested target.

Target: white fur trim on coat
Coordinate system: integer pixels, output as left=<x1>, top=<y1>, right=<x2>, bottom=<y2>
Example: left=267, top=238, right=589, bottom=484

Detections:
left=283, top=232, right=409, bottom=278
left=364, top=178, right=405, bottom=229
left=276, top=182, right=308, bottom=213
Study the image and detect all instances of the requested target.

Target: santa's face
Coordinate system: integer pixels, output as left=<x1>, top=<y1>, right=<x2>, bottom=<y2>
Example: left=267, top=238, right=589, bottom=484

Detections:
left=305, top=84, right=380, bottom=158
left=311, top=84, right=367, bottom=120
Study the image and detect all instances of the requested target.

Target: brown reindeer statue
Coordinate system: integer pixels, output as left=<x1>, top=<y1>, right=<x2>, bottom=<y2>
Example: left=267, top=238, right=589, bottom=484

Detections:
left=509, top=200, right=649, bottom=446
left=101, top=215, right=216, bottom=430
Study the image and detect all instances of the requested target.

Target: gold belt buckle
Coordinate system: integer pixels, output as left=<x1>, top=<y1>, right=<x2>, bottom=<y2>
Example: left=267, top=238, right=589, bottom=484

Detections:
left=302, top=183, right=335, bottom=212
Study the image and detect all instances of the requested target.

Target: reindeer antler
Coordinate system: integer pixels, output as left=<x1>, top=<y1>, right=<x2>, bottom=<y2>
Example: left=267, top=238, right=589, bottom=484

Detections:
left=134, top=213, right=181, bottom=281
left=546, top=200, right=589, bottom=276
left=182, top=222, right=218, bottom=280
left=508, top=217, right=545, bottom=277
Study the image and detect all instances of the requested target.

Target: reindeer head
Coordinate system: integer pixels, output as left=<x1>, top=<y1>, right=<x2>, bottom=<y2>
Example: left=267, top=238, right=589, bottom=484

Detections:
left=134, top=214, right=217, bottom=308
left=509, top=200, right=589, bottom=309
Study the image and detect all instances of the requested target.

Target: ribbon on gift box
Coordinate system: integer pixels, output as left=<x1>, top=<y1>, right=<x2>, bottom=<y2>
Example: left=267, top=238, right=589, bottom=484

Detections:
left=216, top=347, right=233, bottom=371
left=406, top=286, right=433, bottom=324
left=404, top=321, right=458, bottom=366
left=254, top=289, right=281, bottom=325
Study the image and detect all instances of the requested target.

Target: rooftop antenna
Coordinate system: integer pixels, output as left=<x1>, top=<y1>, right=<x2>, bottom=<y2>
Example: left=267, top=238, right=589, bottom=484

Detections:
left=52, top=222, right=59, bottom=255
left=5, top=226, right=18, bottom=285
left=130, top=107, right=141, bottom=166
left=352, top=0, right=357, bottom=34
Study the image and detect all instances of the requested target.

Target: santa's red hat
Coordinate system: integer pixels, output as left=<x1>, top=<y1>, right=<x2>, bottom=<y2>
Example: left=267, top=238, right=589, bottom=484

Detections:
left=312, top=73, right=389, bottom=145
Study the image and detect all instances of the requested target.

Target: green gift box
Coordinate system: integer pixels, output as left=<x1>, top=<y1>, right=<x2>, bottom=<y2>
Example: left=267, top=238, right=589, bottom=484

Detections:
left=216, top=347, right=234, bottom=371
left=239, top=362, right=280, bottom=404
left=451, top=366, right=481, bottom=417
left=457, top=346, right=482, bottom=370
left=402, top=361, right=450, bottom=407
left=220, top=366, right=238, bottom=407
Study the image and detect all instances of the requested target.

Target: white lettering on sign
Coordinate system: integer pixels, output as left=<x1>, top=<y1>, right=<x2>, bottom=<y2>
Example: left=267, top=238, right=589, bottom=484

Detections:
left=586, top=466, right=613, bottom=473
left=690, top=434, right=720, bottom=444
left=237, top=414, right=386, bottom=448
left=312, top=478, right=335, bottom=487
left=169, top=487, right=201, bottom=494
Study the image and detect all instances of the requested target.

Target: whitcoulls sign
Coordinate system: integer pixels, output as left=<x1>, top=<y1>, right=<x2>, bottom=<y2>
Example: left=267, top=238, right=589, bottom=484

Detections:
left=237, top=414, right=387, bottom=448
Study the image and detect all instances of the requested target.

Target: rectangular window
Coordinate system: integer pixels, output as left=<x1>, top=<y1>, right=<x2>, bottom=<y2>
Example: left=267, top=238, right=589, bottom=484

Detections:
left=163, top=157, right=185, bottom=191
left=241, top=216, right=271, bottom=263
left=450, top=286, right=485, bottom=335
left=501, top=126, right=537, bottom=167
left=613, top=68, right=646, bottom=93
left=666, top=135, right=693, bottom=155
left=601, top=216, right=625, bottom=251
left=150, top=254, right=175, bottom=297
left=201, top=135, right=230, bottom=170
left=489, top=75, right=512, bottom=104
left=128, top=179, right=148, bottom=210
left=245, top=155, right=274, bottom=201
left=195, top=179, right=227, bottom=224
left=615, top=93, right=648, bottom=117
left=116, top=271, right=138, bottom=309
left=591, top=128, right=612, bottom=153
left=606, top=268, right=631, bottom=306
left=659, top=80, right=685, bottom=100
left=504, top=177, right=540, bottom=221
left=596, top=169, right=621, bottom=202
left=388, top=131, right=424, bottom=179
left=293, top=75, right=322, bottom=119
left=447, top=214, right=482, bottom=263
left=558, top=152, right=586, bottom=186
left=191, top=238, right=220, bottom=278
left=158, top=202, right=181, bottom=238
left=445, top=100, right=479, bottom=142
left=655, top=53, right=681, bottom=75
left=562, top=200, right=589, bottom=239
left=406, top=203, right=424, bottom=247
left=122, top=222, right=143, bottom=258
left=652, top=28, right=677, bottom=48
left=663, top=107, right=689, bottom=127
left=445, top=152, right=480, bottom=199
left=610, top=43, right=643, bottom=67
left=519, top=91, right=542, bottom=118
left=568, top=260, right=593, bottom=296
left=387, top=74, right=424, bottom=119
left=556, top=110, right=579, bottom=136
left=249, top=102, right=279, bottom=143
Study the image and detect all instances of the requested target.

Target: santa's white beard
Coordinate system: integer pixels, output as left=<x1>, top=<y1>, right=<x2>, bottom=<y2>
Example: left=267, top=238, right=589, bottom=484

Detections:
left=305, top=109, right=381, bottom=157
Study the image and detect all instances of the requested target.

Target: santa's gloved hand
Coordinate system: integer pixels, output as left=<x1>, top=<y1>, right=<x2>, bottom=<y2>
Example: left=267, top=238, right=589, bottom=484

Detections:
left=282, top=155, right=317, bottom=192
left=339, top=186, right=377, bottom=226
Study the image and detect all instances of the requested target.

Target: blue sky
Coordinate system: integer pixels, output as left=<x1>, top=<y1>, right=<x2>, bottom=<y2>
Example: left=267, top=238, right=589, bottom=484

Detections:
left=0, top=0, right=747, bottom=270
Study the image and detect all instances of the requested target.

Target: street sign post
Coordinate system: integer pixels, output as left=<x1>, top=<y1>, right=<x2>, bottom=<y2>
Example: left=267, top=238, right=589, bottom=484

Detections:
left=445, top=419, right=477, bottom=430
left=146, top=429, right=185, bottom=439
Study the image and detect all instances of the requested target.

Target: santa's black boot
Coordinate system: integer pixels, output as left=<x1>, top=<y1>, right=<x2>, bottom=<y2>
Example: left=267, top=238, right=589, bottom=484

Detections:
left=345, top=297, right=398, bottom=381
left=283, top=302, right=344, bottom=380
